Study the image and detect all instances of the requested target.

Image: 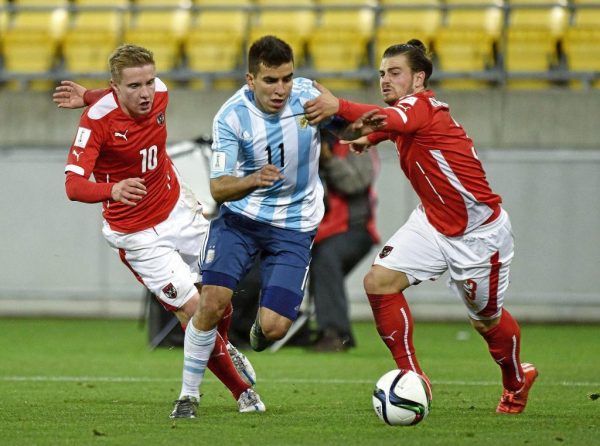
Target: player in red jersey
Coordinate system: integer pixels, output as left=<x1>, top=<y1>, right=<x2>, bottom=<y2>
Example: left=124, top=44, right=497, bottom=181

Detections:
left=54, top=44, right=263, bottom=416
left=304, top=40, right=537, bottom=414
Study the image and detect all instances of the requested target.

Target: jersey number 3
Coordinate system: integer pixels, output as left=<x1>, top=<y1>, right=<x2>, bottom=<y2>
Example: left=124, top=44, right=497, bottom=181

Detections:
left=140, top=145, right=158, bottom=173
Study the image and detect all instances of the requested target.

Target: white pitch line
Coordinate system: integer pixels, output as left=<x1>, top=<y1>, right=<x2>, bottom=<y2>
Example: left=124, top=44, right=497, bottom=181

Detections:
left=0, top=376, right=598, bottom=387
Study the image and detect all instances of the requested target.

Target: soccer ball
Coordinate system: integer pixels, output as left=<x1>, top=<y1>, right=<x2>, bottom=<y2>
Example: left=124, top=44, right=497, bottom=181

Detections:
left=372, top=369, right=431, bottom=426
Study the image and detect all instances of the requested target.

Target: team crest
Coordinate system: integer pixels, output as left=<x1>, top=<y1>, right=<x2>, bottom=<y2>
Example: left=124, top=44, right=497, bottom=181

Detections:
left=379, top=245, right=394, bottom=259
left=156, top=112, right=165, bottom=126
left=162, top=283, right=177, bottom=300
left=298, top=115, right=309, bottom=129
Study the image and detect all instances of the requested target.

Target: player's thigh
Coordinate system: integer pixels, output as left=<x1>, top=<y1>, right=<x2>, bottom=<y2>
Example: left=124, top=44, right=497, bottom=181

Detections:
left=156, top=190, right=209, bottom=282
left=258, top=227, right=315, bottom=321
left=103, top=226, right=199, bottom=311
left=445, top=210, right=514, bottom=320
left=374, top=208, right=447, bottom=285
left=201, top=210, right=259, bottom=290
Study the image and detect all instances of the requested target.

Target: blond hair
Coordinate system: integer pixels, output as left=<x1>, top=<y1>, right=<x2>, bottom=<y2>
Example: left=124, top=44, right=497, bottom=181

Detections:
left=109, top=44, right=155, bottom=83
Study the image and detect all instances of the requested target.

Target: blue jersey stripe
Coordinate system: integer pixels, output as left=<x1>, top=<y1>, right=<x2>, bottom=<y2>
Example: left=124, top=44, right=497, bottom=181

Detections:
left=211, top=78, right=324, bottom=231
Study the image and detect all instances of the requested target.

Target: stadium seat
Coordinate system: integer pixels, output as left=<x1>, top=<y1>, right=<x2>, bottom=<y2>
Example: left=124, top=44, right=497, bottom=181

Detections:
left=504, top=2, right=568, bottom=89
left=184, top=7, right=248, bottom=89
left=11, top=0, right=69, bottom=5
left=248, top=4, right=316, bottom=66
left=62, top=11, right=123, bottom=75
left=374, top=0, right=441, bottom=60
left=434, top=29, right=498, bottom=89
left=562, top=27, right=600, bottom=88
left=307, top=7, right=375, bottom=89
left=123, top=9, right=190, bottom=72
left=2, top=7, right=68, bottom=90
left=433, top=1, right=503, bottom=89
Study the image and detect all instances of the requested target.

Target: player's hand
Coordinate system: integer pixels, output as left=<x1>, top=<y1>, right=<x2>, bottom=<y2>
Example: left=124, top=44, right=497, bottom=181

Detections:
left=252, top=164, right=284, bottom=188
left=111, top=178, right=147, bottom=206
left=53, top=80, right=87, bottom=109
left=304, top=81, right=340, bottom=126
left=352, top=109, right=387, bottom=135
left=340, top=136, right=374, bottom=154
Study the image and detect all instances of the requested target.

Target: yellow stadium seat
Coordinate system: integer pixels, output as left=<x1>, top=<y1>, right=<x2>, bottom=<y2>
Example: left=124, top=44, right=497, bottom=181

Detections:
left=2, top=8, right=67, bottom=89
left=508, top=6, right=568, bottom=37
left=184, top=9, right=247, bottom=88
left=445, top=6, right=503, bottom=39
left=307, top=8, right=374, bottom=89
left=316, top=0, right=376, bottom=4
left=248, top=8, right=316, bottom=65
left=374, top=2, right=441, bottom=60
left=73, top=0, right=129, bottom=5
left=562, top=27, right=600, bottom=88
left=62, top=11, right=123, bottom=74
left=11, top=0, right=69, bottom=5
left=123, top=9, right=190, bottom=71
left=434, top=29, right=497, bottom=89
left=134, top=0, right=187, bottom=5
left=571, top=7, right=600, bottom=27
left=192, top=0, right=251, bottom=5
left=504, top=2, right=568, bottom=89
left=504, top=28, right=558, bottom=89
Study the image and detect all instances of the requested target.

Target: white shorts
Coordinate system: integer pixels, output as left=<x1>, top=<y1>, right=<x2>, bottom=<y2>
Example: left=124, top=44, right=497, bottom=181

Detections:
left=102, top=183, right=209, bottom=311
left=374, top=205, right=514, bottom=320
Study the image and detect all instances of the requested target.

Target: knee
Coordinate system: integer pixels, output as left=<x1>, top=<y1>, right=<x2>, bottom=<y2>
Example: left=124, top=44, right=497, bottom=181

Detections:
left=196, top=286, right=231, bottom=324
left=363, top=269, right=384, bottom=294
left=470, top=316, right=500, bottom=335
left=260, top=317, right=291, bottom=341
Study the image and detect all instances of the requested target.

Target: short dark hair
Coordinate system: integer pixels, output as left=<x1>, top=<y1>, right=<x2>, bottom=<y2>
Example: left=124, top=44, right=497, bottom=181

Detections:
left=248, top=35, right=294, bottom=75
left=383, top=39, right=433, bottom=87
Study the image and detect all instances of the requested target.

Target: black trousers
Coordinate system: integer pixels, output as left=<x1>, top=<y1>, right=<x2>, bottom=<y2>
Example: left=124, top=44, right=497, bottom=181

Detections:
left=309, top=229, right=374, bottom=338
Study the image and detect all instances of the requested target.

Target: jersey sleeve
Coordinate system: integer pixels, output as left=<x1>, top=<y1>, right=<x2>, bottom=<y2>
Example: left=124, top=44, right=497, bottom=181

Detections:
left=65, top=171, right=113, bottom=202
left=83, top=88, right=111, bottom=106
left=64, top=112, right=106, bottom=179
left=338, top=96, right=430, bottom=134
left=210, top=112, right=240, bottom=178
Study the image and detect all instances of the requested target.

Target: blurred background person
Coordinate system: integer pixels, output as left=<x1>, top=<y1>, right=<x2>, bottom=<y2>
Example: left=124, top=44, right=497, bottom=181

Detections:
left=309, top=133, right=380, bottom=352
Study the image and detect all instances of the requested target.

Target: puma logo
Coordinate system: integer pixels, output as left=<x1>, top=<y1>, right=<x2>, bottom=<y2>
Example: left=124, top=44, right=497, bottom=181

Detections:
left=381, top=330, right=398, bottom=343
left=72, top=149, right=82, bottom=162
left=114, top=130, right=128, bottom=141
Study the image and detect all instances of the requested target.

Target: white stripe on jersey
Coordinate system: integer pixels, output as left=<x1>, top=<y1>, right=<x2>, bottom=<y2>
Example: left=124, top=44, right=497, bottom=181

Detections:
left=429, top=149, right=493, bottom=232
left=211, top=78, right=324, bottom=231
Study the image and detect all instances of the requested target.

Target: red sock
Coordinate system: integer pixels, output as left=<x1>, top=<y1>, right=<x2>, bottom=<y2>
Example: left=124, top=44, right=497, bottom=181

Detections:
left=480, top=309, right=525, bottom=391
left=207, top=331, right=249, bottom=400
left=368, top=293, right=424, bottom=376
left=217, top=302, right=233, bottom=343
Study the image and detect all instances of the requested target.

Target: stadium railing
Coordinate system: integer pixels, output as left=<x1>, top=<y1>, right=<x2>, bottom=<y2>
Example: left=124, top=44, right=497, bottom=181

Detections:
left=0, top=0, right=599, bottom=90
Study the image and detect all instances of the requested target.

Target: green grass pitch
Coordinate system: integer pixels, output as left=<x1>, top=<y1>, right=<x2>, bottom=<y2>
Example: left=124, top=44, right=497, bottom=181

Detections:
left=0, top=318, right=598, bottom=445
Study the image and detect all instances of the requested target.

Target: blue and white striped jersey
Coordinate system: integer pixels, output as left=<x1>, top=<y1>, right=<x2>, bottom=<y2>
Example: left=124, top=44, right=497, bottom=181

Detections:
left=210, top=77, right=325, bottom=232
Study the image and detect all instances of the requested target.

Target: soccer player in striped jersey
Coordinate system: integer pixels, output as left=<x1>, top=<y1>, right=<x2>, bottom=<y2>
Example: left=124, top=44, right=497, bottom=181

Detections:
left=172, top=35, right=334, bottom=418
left=304, top=40, right=538, bottom=414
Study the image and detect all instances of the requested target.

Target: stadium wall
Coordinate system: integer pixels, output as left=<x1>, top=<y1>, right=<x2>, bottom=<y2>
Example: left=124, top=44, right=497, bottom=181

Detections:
left=0, top=88, right=599, bottom=322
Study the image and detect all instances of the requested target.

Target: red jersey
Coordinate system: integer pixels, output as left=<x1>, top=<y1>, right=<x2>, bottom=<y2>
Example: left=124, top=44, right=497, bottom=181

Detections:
left=338, top=90, right=501, bottom=237
left=64, top=78, right=180, bottom=233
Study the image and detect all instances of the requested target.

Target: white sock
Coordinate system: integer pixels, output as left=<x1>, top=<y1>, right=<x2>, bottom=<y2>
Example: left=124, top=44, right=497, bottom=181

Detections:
left=179, top=323, right=216, bottom=399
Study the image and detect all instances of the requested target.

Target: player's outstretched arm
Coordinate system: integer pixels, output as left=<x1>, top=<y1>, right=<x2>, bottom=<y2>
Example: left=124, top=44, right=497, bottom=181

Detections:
left=53, top=81, right=87, bottom=109
left=210, top=165, right=284, bottom=203
left=304, top=81, right=340, bottom=126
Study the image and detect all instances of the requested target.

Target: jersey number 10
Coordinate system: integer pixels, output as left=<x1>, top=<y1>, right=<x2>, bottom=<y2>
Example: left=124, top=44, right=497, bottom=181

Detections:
left=140, top=145, right=158, bottom=173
